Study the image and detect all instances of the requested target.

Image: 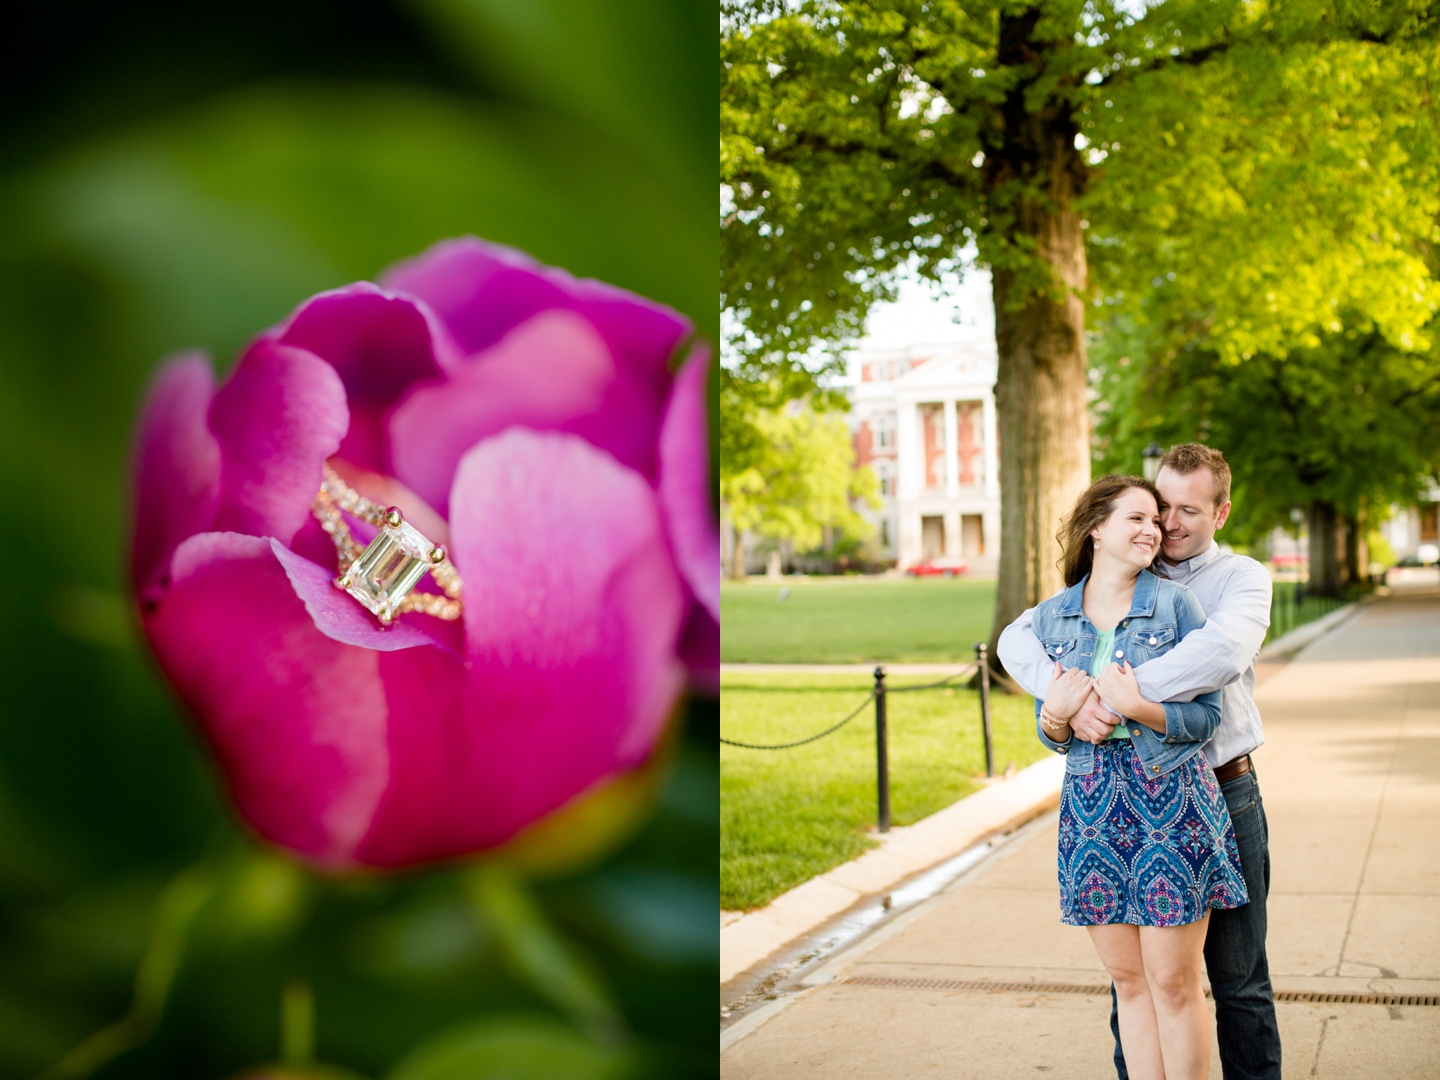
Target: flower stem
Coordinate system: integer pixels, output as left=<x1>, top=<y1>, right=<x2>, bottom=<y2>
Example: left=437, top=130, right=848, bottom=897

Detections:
left=463, top=864, right=626, bottom=1046
left=34, top=860, right=218, bottom=1080
left=281, top=977, right=316, bottom=1064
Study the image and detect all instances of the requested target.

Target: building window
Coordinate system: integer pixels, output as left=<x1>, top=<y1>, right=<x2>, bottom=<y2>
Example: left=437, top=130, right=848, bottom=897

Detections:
left=957, top=402, right=982, bottom=485
left=873, top=460, right=893, bottom=496
left=921, top=404, right=945, bottom=490
left=874, top=414, right=894, bottom=449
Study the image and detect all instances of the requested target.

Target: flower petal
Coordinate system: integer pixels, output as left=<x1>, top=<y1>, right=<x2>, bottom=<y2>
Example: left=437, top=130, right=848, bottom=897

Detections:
left=678, top=606, right=719, bottom=697
left=354, top=430, right=686, bottom=863
left=380, top=236, right=691, bottom=372
left=388, top=310, right=614, bottom=512
left=273, top=283, right=459, bottom=473
left=130, top=354, right=221, bottom=605
left=270, top=540, right=451, bottom=654
left=208, top=340, right=349, bottom=545
left=149, top=532, right=393, bottom=867
left=348, top=646, right=470, bottom=867
left=383, top=240, right=692, bottom=502
left=657, top=343, right=719, bottom=620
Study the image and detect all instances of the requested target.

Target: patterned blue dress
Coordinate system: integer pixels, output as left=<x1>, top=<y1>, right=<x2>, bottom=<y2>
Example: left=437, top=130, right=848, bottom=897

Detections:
left=1058, top=739, right=1248, bottom=926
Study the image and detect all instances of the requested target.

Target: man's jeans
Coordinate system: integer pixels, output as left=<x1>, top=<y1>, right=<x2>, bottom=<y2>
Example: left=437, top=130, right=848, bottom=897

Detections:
left=1110, top=767, right=1282, bottom=1080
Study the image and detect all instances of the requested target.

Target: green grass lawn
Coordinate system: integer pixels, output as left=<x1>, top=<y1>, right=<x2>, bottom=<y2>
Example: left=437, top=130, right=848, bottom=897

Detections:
left=720, top=576, right=998, bottom=663
left=721, top=671, right=1044, bottom=911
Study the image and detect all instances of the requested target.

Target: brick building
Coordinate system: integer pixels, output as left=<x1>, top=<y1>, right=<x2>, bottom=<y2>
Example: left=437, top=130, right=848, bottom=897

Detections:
left=849, top=341, right=1000, bottom=571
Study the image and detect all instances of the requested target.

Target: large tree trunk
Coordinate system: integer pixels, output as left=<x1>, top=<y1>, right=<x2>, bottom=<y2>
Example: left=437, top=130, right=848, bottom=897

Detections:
left=1343, top=512, right=1365, bottom=587
left=721, top=509, right=746, bottom=579
left=1307, top=500, right=1341, bottom=597
left=986, top=8, right=1093, bottom=666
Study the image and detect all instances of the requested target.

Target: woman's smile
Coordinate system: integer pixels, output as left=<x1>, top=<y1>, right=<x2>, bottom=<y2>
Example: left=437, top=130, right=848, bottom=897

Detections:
left=1092, top=486, right=1162, bottom=569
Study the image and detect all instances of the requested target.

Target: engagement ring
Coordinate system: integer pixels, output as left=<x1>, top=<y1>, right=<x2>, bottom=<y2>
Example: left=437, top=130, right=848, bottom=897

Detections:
left=311, top=465, right=463, bottom=626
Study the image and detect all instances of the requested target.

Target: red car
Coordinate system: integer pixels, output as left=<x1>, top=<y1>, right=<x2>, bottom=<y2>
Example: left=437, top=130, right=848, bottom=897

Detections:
left=907, top=557, right=969, bottom=578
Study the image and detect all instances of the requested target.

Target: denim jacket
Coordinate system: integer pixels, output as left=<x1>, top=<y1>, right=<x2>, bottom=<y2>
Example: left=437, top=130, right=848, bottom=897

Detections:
left=1032, top=569, right=1221, bottom=778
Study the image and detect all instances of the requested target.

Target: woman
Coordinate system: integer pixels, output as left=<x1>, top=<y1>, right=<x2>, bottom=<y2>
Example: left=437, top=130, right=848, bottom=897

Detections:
left=1030, top=475, right=1248, bottom=1080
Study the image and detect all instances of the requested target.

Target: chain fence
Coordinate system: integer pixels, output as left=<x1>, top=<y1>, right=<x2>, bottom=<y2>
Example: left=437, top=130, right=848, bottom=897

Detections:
left=721, top=655, right=996, bottom=833
left=718, top=666, right=977, bottom=750
left=717, top=691, right=877, bottom=750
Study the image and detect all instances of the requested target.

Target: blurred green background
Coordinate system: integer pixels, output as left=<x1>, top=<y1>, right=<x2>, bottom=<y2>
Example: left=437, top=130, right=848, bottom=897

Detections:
left=0, top=2, right=716, bottom=1077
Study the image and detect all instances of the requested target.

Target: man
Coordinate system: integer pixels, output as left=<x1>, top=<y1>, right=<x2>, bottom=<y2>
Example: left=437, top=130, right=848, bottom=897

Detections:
left=997, top=444, right=1280, bottom=1080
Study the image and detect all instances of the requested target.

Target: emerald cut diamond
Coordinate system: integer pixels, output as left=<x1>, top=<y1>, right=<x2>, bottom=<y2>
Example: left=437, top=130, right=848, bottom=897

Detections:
left=337, top=516, right=438, bottom=625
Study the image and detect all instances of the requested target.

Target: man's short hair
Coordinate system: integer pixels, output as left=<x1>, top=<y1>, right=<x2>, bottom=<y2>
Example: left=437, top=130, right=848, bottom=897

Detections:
left=1158, top=443, right=1231, bottom=507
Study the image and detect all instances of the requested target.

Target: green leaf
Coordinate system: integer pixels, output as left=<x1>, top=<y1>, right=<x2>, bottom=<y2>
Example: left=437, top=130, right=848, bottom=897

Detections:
left=37, top=860, right=219, bottom=1080
left=462, top=866, right=624, bottom=1044
left=406, top=0, right=715, bottom=196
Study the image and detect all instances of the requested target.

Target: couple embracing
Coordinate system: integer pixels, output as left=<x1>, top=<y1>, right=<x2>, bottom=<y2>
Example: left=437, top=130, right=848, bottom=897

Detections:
left=998, top=444, right=1281, bottom=1080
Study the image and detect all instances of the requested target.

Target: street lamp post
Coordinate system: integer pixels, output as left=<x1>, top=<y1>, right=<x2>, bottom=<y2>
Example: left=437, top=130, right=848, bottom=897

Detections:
left=1142, top=442, right=1165, bottom=482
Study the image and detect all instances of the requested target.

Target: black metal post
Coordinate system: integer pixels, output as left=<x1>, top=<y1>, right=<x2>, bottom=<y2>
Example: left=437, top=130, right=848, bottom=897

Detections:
left=975, top=643, right=995, bottom=778
left=873, top=666, right=890, bottom=833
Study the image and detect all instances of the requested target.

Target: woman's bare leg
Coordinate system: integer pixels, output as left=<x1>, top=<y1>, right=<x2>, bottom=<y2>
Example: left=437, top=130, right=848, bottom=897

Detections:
left=1087, top=924, right=1164, bottom=1080
left=1139, top=913, right=1213, bottom=1080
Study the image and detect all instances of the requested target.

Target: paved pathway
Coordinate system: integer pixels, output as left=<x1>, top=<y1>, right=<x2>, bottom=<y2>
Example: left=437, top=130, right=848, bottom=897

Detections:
left=722, top=587, right=1440, bottom=1078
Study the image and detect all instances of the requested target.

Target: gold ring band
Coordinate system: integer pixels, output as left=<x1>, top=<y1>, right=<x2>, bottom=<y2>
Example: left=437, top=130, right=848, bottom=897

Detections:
left=310, top=464, right=463, bottom=626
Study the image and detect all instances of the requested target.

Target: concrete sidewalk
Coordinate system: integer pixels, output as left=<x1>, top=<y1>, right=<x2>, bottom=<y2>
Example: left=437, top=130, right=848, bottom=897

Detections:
left=721, top=587, right=1440, bottom=1078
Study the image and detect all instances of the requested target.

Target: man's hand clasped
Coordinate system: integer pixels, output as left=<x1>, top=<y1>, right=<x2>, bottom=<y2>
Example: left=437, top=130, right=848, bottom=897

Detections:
left=1069, top=693, right=1120, bottom=744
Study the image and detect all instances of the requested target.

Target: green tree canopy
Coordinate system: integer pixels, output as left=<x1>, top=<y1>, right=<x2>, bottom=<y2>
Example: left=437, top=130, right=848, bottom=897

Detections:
left=723, top=0, right=1440, bottom=646
left=1092, top=316, right=1440, bottom=587
left=722, top=396, right=879, bottom=574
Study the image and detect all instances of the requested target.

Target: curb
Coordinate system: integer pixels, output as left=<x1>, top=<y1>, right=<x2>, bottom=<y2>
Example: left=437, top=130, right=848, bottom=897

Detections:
left=720, top=754, right=1065, bottom=986
left=720, top=810, right=1060, bottom=1056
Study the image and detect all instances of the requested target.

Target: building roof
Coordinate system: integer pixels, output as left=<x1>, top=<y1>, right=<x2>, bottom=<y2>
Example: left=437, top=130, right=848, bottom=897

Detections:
left=850, top=340, right=997, bottom=402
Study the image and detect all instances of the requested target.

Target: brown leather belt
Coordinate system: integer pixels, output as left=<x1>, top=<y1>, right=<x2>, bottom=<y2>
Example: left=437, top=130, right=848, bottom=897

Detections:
left=1213, top=754, right=1253, bottom=784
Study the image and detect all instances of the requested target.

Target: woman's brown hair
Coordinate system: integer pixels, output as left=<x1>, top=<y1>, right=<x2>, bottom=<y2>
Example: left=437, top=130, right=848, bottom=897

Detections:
left=1056, top=475, right=1162, bottom=587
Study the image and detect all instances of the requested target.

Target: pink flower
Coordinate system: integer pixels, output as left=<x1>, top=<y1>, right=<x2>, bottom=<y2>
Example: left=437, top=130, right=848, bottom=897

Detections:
left=131, top=238, right=717, bottom=870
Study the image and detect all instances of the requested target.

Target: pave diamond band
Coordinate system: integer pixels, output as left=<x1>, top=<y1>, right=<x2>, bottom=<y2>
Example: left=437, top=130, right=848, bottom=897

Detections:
left=311, top=464, right=463, bottom=626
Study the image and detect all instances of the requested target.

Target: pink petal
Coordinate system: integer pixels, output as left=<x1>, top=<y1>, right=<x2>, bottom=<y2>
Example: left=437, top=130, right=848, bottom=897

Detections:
left=347, top=646, right=470, bottom=867
left=149, top=532, right=395, bottom=867
left=130, top=354, right=221, bottom=605
left=657, top=343, right=719, bottom=620
left=388, top=311, right=615, bottom=512
left=353, top=430, right=686, bottom=864
left=208, top=340, right=349, bottom=545
left=382, top=241, right=692, bottom=504
left=272, top=283, right=460, bottom=473
left=380, top=236, right=691, bottom=372
left=270, top=540, right=451, bottom=655
left=678, top=606, right=720, bottom=697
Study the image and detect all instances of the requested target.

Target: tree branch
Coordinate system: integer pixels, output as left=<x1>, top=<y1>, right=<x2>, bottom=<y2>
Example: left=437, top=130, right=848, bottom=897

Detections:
left=760, top=131, right=975, bottom=190
left=1096, top=35, right=1233, bottom=87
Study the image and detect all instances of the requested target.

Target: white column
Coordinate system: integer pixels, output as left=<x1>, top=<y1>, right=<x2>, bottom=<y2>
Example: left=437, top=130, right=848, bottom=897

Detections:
left=943, top=398, right=959, bottom=497
left=895, top=399, right=920, bottom=498
left=982, top=393, right=1000, bottom=498
left=943, top=509, right=962, bottom=558
left=898, top=511, right=922, bottom=568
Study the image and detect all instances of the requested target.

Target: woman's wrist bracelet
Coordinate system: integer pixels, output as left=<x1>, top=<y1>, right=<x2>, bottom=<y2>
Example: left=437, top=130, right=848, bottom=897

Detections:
left=1040, top=709, right=1071, bottom=734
